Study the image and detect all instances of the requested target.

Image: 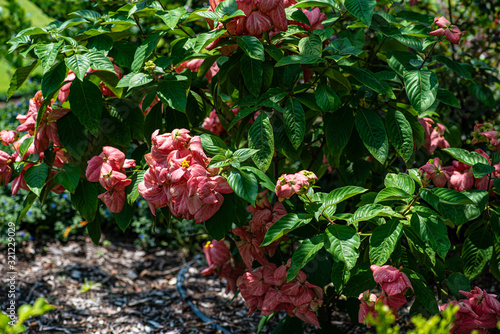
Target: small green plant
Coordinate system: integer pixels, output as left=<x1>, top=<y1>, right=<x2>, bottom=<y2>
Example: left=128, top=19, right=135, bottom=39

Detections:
left=367, top=303, right=459, bottom=334
left=0, top=298, right=54, bottom=334
left=79, top=278, right=101, bottom=294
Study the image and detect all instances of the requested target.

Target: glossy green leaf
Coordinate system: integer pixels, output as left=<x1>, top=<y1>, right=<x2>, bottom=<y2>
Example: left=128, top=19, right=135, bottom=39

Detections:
left=432, top=187, right=474, bottom=205
left=341, top=66, right=396, bottom=98
left=131, top=32, right=163, bottom=73
left=282, top=98, right=306, bottom=150
left=68, top=79, right=103, bottom=136
left=242, top=55, right=263, bottom=97
left=315, top=83, right=341, bottom=113
left=411, top=214, right=450, bottom=260
left=157, top=7, right=187, bottom=29
left=374, top=187, right=411, bottom=203
left=262, top=213, right=313, bottom=246
left=7, top=60, right=40, bottom=99
left=286, top=235, right=325, bottom=282
left=157, top=76, right=189, bottom=112
left=275, top=54, right=326, bottom=67
left=355, top=108, right=389, bottom=163
left=34, top=41, right=64, bottom=72
left=65, top=54, right=91, bottom=81
left=71, top=180, right=98, bottom=222
left=24, top=163, right=49, bottom=196
left=436, top=88, right=460, bottom=108
left=324, top=224, right=360, bottom=270
left=16, top=192, right=38, bottom=224
left=227, top=169, right=258, bottom=205
left=205, top=193, right=236, bottom=240
left=385, top=109, right=414, bottom=162
left=384, top=173, right=415, bottom=195
left=435, top=56, right=472, bottom=80
left=369, top=219, right=403, bottom=265
left=248, top=113, right=274, bottom=172
left=403, top=70, right=438, bottom=113
left=403, top=269, right=439, bottom=314
left=348, top=204, right=399, bottom=225
left=324, top=106, right=354, bottom=156
left=442, top=147, right=489, bottom=166
left=472, top=163, right=495, bottom=178
left=237, top=36, right=265, bottom=61
left=462, top=226, right=494, bottom=280
left=298, top=34, right=323, bottom=57
left=54, top=163, right=81, bottom=194
left=344, top=0, right=377, bottom=26
left=41, top=61, right=67, bottom=97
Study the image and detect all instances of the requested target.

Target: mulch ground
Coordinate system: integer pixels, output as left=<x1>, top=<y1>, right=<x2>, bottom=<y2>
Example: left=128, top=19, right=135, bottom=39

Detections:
left=0, top=237, right=322, bottom=334
left=3, top=236, right=499, bottom=333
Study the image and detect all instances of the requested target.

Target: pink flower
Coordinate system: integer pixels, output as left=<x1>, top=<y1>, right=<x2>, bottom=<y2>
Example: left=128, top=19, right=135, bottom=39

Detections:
left=0, top=130, right=16, bottom=146
left=202, top=110, right=224, bottom=136
left=420, top=157, right=449, bottom=187
left=370, top=265, right=413, bottom=296
left=419, top=118, right=450, bottom=153
left=448, top=166, right=474, bottom=192
left=86, top=146, right=134, bottom=182
left=358, top=290, right=378, bottom=326
left=471, top=123, right=494, bottom=145
left=429, top=16, right=464, bottom=44
left=176, top=58, right=220, bottom=83
left=275, top=170, right=317, bottom=201
left=246, top=11, right=272, bottom=36
left=0, top=151, right=13, bottom=185
left=301, top=8, right=327, bottom=31
left=98, top=188, right=127, bottom=213
left=58, top=71, right=77, bottom=103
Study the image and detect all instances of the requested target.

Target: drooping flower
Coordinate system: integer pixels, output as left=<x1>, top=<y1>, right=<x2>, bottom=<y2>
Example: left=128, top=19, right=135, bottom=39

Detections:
left=358, top=290, right=378, bottom=327
left=0, top=130, right=17, bottom=146
left=370, top=265, right=413, bottom=296
left=420, top=157, right=449, bottom=188
left=429, top=16, right=464, bottom=44
left=419, top=118, right=450, bottom=153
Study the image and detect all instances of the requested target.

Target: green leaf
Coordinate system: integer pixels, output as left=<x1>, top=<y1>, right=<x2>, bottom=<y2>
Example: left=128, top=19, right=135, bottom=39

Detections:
left=24, top=163, right=49, bottom=196
left=57, top=112, right=88, bottom=160
left=348, top=204, right=399, bottom=225
left=16, top=192, right=38, bottom=224
left=315, top=83, right=341, bottom=113
left=34, top=41, right=64, bottom=72
left=227, top=169, right=258, bottom=205
left=262, top=213, right=313, bottom=246
left=68, top=79, right=104, bottom=136
left=434, top=56, right=472, bottom=80
left=7, top=60, right=40, bottom=99
left=237, top=36, right=265, bottom=61
left=411, top=214, right=450, bottom=260
left=341, top=66, right=396, bottom=98
left=87, top=35, right=114, bottom=54
left=462, top=226, right=494, bottom=280
left=88, top=52, right=115, bottom=72
left=324, top=107, right=354, bottom=156
left=432, top=188, right=474, bottom=205
left=240, top=166, right=276, bottom=192
left=87, top=214, right=101, bottom=245
left=436, top=88, right=460, bottom=108
left=275, top=54, right=326, bottom=67
left=447, top=273, right=470, bottom=300
left=131, top=32, right=163, bottom=73
left=242, top=55, right=263, bottom=97
left=369, top=219, right=403, bottom=265
left=41, top=61, right=67, bottom=98
left=54, top=163, right=81, bottom=194
left=374, top=187, right=411, bottom=203
left=343, top=264, right=377, bottom=298
left=344, top=0, right=376, bottom=26
left=385, top=109, right=413, bottom=162
left=65, top=54, right=92, bottom=81
left=442, top=148, right=489, bottom=166
left=248, top=113, right=274, bottom=172
left=324, top=224, right=360, bottom=270
left=355, top=108, right=389, bottom=163
left=298, top=34, right=323, bottom=57
left=292, top=0, right=339, bottom=9
left=200, top=133, right=227, bottom=155
left=214, top=0, right=237, bottom=17
left=114, top=202, right=136, bottom=232
left=286, top=235, right=324, bottom=282
left=384, top=173, right=415, bottom=195
left=470, top=84, right=495, bottom=108
left=403, top=70, right=439, bottom=113
left=325, top=186, right=368, bottom=206
left=157, top=7, right=187, bottom=29
left=71, top=180, right=98, bottom=222
left=282, top=98, right=306, bottom=150
left=126, top=170, right=145, bottom=205
left=387, top=50, right=422, bottom=76
left=205, top=193, right=236, bottom=240
left=71, top=9, right=102, bottom=22
left=402, top=269, right=439, bottom=314
left=157, top=75, right=189, bottom=112
left=19, top=136, right=34, bottom=159
left=472, top=163, right=495, bottom=178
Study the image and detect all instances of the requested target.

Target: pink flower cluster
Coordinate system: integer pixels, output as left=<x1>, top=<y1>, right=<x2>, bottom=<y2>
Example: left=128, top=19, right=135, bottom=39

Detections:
left=419, top=117, right=450, bottom=154
left=420, top=123, right=500, bottom=192
left=210, top=0, right=288, bottom=37
left=237, top=260, right=324, bottom=327
left=440, top=287, right=500, bottom=334
left=472, top=123, right=500, bottom=153
left=86, top=147, right=136, bottom=213
left=0, top=91, right=71, bottom=194
left=201, top=239, right=245, bottom=294
left=232, top=191, right=287, bottom=267
left=275, top=170, right=318, bottom=201
left=138, top=129, right=233, bottom=223
left=358, top=265, right=413, bottom=327
left=429, top=16, right=464, bottom=45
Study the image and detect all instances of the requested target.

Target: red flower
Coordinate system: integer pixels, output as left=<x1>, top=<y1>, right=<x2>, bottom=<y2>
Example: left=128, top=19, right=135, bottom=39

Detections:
left=429, top=16, right=464, bottom=44
left=370, top=265, right=413, bottom=296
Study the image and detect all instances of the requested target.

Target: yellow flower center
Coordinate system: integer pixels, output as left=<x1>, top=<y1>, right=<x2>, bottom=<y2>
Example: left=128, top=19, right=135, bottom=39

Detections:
left=181, top=160, right=190, bottom=168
